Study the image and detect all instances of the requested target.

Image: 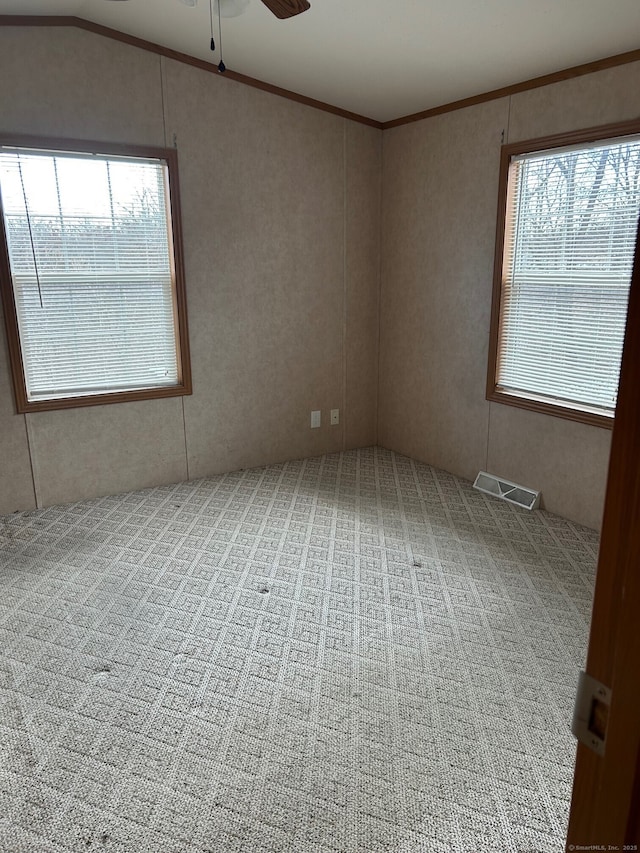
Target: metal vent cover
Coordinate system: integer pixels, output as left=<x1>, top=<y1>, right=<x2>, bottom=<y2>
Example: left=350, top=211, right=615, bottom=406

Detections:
left=473, top=471, right=540, bottom=510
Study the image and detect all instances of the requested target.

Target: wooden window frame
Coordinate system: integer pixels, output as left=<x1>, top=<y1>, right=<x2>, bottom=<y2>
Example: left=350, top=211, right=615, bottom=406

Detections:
left=0, top=134, right=192, bottom=414
left=486, top=118, right=640, bottom=431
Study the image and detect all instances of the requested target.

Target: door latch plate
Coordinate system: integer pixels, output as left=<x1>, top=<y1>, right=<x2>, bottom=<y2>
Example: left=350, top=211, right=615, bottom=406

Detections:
left=571, top=670, right=611, bottom=756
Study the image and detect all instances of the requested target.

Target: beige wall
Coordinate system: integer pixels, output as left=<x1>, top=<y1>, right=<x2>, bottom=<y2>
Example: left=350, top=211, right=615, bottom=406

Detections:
left=0, top=26, right=381, bottom=512
left=379, top=60, right=640, bottom=530
left=1, top=25, right=637, bottom=529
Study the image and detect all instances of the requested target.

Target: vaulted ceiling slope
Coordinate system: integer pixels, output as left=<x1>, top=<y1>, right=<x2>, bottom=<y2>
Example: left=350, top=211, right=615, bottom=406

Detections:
left=1, top=0, right=639, bottom=124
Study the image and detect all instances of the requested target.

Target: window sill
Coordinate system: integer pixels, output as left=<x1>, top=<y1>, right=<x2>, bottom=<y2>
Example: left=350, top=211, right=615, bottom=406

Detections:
left=486, top=387, right=615, bottom=430
left=14, top=382, right=192, bottom=415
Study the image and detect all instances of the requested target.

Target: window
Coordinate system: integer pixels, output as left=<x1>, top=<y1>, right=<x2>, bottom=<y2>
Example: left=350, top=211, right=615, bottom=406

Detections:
left=487, top=120, right=640, bottom=428
left=0, top=136, right=191, bottom=413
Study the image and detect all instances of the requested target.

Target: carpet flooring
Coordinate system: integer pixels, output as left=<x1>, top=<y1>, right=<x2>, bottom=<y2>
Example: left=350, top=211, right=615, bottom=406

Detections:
left=0, top=447, right=598, bottom=853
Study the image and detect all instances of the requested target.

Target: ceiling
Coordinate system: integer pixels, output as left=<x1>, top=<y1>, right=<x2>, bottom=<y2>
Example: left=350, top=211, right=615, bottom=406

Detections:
left=2, top=0, right=639, bottom=123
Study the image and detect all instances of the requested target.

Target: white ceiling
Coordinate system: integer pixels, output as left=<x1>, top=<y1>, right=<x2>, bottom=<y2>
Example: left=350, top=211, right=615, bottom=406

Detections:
left=2, top=0, right=639, bottom=123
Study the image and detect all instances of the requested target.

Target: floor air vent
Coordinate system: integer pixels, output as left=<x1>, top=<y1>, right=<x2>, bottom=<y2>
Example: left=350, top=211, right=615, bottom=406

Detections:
left=473, top=471, right=541, bottom=511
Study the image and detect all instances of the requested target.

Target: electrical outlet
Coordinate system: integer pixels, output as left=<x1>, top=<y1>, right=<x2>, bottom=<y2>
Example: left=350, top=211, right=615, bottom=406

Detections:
left=330, top=409, right=340, bottom=425
left=311, top=410, right=321, bottom=429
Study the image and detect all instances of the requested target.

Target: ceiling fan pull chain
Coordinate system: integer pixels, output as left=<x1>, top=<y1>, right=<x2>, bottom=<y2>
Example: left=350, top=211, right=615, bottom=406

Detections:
left=208, top=0, right=225, bottom=70
left=216, top=0, right=226, bottom=72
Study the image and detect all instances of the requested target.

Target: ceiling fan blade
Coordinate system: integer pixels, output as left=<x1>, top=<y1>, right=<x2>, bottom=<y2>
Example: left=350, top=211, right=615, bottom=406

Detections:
left=260, top=0, right=310, bottom=19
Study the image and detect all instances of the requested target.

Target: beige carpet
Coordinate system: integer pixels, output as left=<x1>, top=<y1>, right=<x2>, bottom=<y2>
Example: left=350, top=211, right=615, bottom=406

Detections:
left=0, top=447, right=597, bottom=852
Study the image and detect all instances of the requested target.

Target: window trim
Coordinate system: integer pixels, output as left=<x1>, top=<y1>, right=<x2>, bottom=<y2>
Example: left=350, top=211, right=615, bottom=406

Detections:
left=486, top=118, right=640, bottom=431
left=0, top=134, right=192, bottom=414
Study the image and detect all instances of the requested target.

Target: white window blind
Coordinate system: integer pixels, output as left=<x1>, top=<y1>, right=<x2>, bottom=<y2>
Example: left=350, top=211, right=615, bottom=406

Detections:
left=0, top=147, right=179, bottom=402
left=497, top=135, right=640, bottom=416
